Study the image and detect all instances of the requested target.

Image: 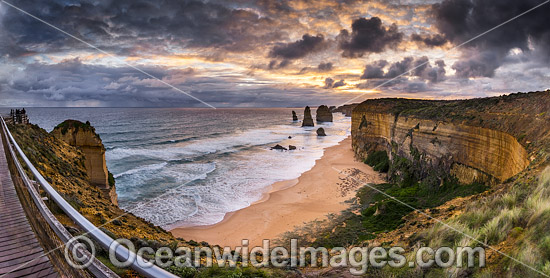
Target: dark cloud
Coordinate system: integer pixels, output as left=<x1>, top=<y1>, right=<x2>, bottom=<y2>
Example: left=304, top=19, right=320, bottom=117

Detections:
left=361, top=56, right=446, bottom=83
left=337, top=17, right=404, bottom=58
left=0, top=0, right=287, bottom=57
left=324, top=77, right=346, bottom=89
left=451, top=50, right=501, bottom=78
left=432, top=0, right=550, bottom=77
left=411, top=33, right=447, bottom=47
left=385, top=57, right=414, bottom=78
left=317, top=62, right=334, bottom=71
left=361, top=60, right=388, bottom=79
left=268, top=59, right=291, bottom=70
left=269, top=34, right=326, bottom=60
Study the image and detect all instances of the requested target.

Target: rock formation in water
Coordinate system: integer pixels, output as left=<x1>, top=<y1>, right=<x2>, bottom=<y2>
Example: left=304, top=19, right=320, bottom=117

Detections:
left=317, top=128, right=327, bottom=136
left=350, top=93, right=550, bottom=186
left=289, top=145, right=296, bottom=150
left=302, top=106, right=314, bottom=127
left=316, top=105, right=333, bottom=122
left=271, top=144, right=287, bottom=150
left=52, top=120, right=118, bottom=205
left=292, top=111, right=298, bottom=121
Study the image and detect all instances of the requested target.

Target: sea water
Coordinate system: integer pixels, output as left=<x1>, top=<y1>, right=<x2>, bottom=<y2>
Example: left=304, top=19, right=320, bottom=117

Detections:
left=5, top=108, right=351, bottom=229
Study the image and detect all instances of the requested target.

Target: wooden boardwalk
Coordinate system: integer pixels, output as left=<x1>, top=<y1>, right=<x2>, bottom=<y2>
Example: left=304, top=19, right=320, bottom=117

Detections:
left=0, top=133, right=58, bottom=278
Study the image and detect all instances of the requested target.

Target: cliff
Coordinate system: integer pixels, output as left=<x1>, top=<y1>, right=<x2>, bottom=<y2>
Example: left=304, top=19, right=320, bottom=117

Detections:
left=333, top=103, right=357, bottom=117
left=8, top=122, right=178, bottom=245
left=51, top=120, right=118, bottom=205
left=352, top=91, right=550, bottom=185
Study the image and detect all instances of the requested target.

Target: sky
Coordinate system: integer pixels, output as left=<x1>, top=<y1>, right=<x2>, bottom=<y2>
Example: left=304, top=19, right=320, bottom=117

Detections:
left=0, top=0, right=549, bottom=108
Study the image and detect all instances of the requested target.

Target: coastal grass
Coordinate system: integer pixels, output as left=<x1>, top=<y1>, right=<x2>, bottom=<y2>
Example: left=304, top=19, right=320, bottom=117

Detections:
left=409, top=167, right=550, bottom=277
left=278, top=177, right=488, bottom=249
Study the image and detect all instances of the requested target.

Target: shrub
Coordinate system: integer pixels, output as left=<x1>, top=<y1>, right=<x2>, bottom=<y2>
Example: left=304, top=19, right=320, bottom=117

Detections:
left=364, top=150, right=389, bottom=173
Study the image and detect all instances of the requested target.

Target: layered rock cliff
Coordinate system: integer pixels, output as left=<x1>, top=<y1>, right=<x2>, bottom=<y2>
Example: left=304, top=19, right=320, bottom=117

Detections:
left=352, top=91, right=550, bottom=185
left=51, top=120, right=117, bottom=205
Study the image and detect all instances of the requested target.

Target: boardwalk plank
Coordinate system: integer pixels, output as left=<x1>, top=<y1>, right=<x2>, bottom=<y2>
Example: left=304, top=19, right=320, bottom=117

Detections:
left=0, top=129, right=58, bottom=277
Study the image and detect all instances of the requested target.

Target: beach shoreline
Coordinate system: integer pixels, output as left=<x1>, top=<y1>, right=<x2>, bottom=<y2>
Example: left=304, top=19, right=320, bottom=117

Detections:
left=170, top=137, right=384, bottom=248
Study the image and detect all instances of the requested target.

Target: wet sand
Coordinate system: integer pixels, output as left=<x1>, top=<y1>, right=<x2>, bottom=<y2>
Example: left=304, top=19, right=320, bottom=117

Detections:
left=170, top=137, right=384, bottom=248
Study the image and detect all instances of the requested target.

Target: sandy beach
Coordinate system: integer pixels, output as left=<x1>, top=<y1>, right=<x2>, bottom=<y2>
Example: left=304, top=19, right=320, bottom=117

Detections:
left=170, top=137, right=384, bottom=248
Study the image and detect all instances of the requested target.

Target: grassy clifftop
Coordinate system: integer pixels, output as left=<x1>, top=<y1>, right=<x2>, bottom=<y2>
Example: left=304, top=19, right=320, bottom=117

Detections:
left=354, top=90, right=550, bottom=153
left=10, top=123, right=174, bottom=242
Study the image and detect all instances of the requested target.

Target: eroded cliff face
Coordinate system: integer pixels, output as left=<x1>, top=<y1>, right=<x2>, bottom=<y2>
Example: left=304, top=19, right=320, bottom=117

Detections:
left=51, top=120, right=117, bottom=205
left=352, top=104, right=530, bottom=185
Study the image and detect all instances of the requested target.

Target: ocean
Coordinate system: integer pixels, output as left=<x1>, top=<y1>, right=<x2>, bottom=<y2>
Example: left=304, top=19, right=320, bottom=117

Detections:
left=2, top=108, right=351, bottom=229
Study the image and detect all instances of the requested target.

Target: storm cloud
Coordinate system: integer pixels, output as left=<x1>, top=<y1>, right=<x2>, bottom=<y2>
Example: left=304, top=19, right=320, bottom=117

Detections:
left=338, top=17, right=403, bottom=58
left=0, top=0, right=288, bottom=57
left=269, top=34, right=326, bottom=59
left=361, top=56, right=446, bottom=83
left=432, top=0, right=550, bottom=77
left=411, top=33, right=447, bottom=47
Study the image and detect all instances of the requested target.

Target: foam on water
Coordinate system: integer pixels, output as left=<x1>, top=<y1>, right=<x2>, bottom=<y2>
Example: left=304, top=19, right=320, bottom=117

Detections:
left=16, top=107, right=351, bottom=229
left=111, top=115, right=351, bottom=228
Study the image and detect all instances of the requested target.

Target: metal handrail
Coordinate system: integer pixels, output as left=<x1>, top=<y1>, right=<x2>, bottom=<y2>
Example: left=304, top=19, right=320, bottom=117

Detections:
left=0, top=117, right=179, bottom=278
left=1, top=117, right=118, bottom=278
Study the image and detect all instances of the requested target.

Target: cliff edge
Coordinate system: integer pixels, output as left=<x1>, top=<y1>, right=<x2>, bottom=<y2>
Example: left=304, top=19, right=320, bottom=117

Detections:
left=352, top=91, right=550, bottom=186
left=51, top=120, right=117, bottom=205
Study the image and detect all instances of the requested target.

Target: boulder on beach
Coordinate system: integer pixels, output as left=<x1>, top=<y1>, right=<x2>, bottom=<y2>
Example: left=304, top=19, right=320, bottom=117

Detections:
left=316, top=105, right=333, bottom=122
left=302, top=106, right=314, bottom=127
left=317, top=128, right=327, bottom=136
left=289, top=145, right=297, bottom=150
left=270, top=144, right=287, bottom=150
left=292, top=111, right=298, bottom=121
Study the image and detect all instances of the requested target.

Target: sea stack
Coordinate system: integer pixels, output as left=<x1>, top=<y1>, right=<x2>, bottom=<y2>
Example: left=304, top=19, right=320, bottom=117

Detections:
left=316, top=105, right=333, bottom=122
left=292, top=110, right=298, bottom=121
left=317, top=128, right=327, bottom=136
left=51, top=120, right=118, bottom=205
left=302, top=106, right=314, bottom=127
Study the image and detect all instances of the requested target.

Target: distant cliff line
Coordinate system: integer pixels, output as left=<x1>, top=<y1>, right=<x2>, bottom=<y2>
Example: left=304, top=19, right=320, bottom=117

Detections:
left=351, top=90, right=550, bottom=186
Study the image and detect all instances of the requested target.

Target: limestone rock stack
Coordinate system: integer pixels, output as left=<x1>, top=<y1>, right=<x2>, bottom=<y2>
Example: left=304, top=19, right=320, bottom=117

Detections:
left=52, top=120, right=118, bottom=205
left=316, top=105, right=333, bottom=122
left=292, top=110, right=298, bottom=121
left=302, top=106, right=314, bottom=127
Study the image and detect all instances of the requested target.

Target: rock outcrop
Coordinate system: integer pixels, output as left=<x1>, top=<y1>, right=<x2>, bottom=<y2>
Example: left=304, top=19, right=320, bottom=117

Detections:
left=316, top=105, right=333, bottom=122
left=271, top=144, right=287, bottom=150
left=317, top=128, right=327, bottom=136
left=350, top=94, right=546, bottom=185
left=333, top=104, right=357, bottom=117
left=302, top=106, right=314, bottom=127
left=292, top=111, right=298, bottom=121
left=52, top=120, right=117, bottom=205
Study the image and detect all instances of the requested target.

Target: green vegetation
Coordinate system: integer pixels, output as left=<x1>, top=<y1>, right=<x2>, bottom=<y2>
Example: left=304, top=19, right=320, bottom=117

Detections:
left=408, top=168, right=550, bottom=277
left=54, top=119, right=93, bottom=135
left=281, top=145, right=490, bottom=252
left=364, top=150, right=389, bottom=172
left=108, top=171, right=116, bottom=187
